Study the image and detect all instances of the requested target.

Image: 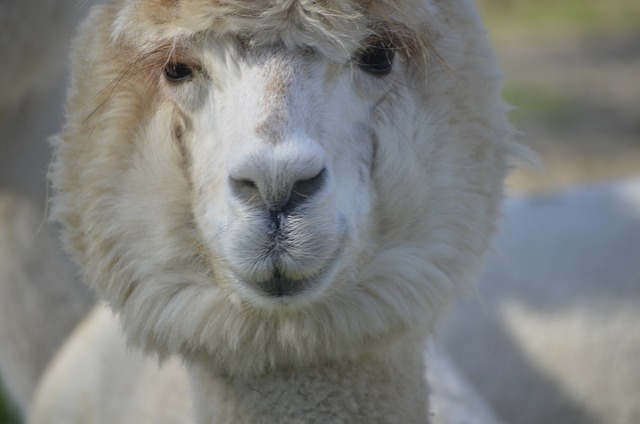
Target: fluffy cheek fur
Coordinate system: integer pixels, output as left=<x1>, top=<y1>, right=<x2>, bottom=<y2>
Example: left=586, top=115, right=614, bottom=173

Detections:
left=54, top=97, right=504, bottom=376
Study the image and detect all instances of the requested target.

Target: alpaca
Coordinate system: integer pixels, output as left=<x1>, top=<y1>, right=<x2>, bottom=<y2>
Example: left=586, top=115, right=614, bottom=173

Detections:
left=29, top=0, right=516, bottom=422
left=443, top=177, right=640, bottom=424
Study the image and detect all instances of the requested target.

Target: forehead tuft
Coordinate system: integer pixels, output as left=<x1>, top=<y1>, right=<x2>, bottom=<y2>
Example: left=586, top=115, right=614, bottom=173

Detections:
left=114, top=0, right=434, bottom=60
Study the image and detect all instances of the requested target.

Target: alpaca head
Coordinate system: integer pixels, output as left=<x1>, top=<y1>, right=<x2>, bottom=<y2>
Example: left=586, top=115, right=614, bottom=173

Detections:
left=51, top=0, right=516, bottom=373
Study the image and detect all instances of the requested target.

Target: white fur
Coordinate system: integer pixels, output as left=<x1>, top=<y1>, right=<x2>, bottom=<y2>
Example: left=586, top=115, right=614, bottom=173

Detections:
left=31, top=304, right=503, bottom=424
left=12, top=0, right=515, bottom=422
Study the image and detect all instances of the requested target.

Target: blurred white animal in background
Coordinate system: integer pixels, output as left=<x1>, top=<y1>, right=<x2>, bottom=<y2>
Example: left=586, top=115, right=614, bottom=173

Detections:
left=443, top=177, right=640, bottom=424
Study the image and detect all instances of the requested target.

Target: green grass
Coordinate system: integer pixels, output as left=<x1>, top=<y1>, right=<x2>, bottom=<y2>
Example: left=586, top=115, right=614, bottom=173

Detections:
left=478, top=0, right=640, bottom=37
left=480, top=0, right=640, bottom=130
left=503, top=85, right=577, bottom=129
left=0, top=388, right=20, bottom=424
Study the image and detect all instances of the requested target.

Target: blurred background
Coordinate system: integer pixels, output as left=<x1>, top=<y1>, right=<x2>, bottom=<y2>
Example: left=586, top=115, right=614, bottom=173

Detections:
left=0, top=0, right=639, bottom=423
left=478, top=0, right=640, bottom=193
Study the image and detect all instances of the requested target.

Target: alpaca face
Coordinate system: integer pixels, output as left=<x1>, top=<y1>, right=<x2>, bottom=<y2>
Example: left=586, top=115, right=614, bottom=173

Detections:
left=180, top=44, right=385, bottom=307
left=51, top=0, right=515, bottom=372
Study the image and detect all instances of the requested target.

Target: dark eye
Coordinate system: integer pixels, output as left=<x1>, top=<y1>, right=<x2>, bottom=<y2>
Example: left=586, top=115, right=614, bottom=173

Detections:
left=356, top=41, right=395, bottom=76
left=164, top=62, right=193, bottom=82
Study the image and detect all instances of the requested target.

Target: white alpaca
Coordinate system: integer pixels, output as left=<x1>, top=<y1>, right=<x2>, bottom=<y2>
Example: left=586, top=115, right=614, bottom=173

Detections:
left=11, top=0, right=516, bottom=422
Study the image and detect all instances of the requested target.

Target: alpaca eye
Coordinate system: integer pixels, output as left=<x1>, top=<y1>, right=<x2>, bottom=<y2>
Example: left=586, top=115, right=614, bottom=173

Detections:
left=164, top=62, right=193, bottom=82
left=356, top=41, right=395, bottom=76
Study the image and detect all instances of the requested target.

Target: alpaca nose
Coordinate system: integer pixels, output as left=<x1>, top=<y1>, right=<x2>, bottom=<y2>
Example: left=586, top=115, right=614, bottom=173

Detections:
left=228, top=150, right=327, bottom=213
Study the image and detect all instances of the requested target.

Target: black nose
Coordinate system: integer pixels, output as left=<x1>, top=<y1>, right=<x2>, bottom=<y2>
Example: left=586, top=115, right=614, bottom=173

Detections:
left=229, top=167, right=327, bottom=213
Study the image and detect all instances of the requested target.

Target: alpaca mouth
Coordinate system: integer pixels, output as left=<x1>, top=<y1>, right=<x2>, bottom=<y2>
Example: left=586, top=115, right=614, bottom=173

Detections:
left=239, top=231, right=347, bottom=303
left=256, top=271, right=309, bottom=297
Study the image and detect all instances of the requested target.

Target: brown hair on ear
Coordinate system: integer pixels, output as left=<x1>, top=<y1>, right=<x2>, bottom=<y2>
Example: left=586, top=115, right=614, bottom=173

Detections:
left=85, top=38, right=200, bottom=125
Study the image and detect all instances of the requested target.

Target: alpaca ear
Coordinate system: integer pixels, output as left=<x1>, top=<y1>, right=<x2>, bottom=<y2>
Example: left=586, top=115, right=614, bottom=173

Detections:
left=50, top=5, right=152, bottom=276
left=50, top=6, right=116, bottom=263
left=66, top=6, right=127, bottom=117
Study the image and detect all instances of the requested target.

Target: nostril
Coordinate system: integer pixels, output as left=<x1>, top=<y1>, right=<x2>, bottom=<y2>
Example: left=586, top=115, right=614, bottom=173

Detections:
left=229, top=177, right=262, bottom=206
left=287, top=167, right=327, bottom=211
